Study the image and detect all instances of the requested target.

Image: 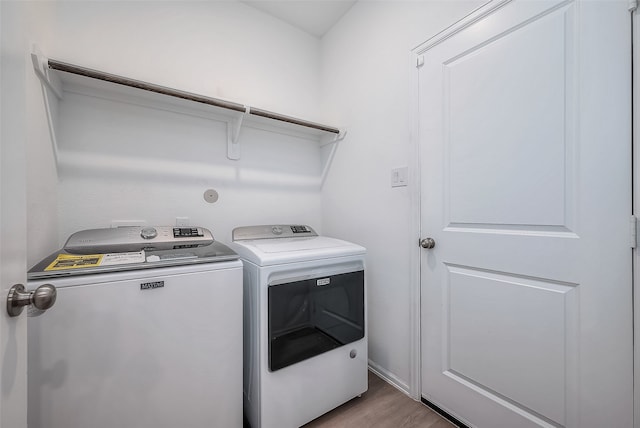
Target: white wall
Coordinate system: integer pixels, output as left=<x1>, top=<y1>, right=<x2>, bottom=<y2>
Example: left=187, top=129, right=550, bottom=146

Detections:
left=49, top=1, right=322, bottom=121
left=320, top=0, right=484, bottom=392
left=26, top=1, right=327, bottom=264
left=24, top=2, right=59, bottom=269
left=2, top=1, right=58, bottom=275
left=21, top=0, right=490, bottom=399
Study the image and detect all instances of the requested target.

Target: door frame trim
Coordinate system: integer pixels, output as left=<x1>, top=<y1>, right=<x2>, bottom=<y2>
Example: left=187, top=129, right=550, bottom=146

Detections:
left=633, top=6, right=639, bottom=428
left=408, top=49, right=422, bottom=400
left=412, top=0, right=512, bottom=54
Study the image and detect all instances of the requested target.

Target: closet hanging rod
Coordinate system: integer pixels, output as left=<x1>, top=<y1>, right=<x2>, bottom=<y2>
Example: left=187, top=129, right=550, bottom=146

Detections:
left=47, top=59, right=341, bottom=135
left=49, top=59, right=246, bottom=112
left=249, top=108, right=340, bottom=133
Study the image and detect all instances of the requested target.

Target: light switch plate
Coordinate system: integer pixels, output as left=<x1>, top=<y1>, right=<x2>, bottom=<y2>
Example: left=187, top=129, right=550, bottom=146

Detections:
left=176, top=217, right=190, bottom=227
left=391, top=167, right=408, bottom=187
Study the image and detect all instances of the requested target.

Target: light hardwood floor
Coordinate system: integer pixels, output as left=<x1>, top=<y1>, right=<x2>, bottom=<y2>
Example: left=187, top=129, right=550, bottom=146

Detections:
left=302, top=371, right=455, bottom=428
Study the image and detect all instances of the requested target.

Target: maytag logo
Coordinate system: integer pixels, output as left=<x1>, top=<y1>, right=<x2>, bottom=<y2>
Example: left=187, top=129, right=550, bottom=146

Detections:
left=141, top=281, right=164, bottom=290
left=316, top=278, right=330, bottom=286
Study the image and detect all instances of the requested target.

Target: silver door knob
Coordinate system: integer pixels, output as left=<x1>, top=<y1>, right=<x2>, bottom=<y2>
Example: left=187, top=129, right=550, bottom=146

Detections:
left=7, top=283, right=57, bottom=317
left=419, top=237, right=436, bottom=249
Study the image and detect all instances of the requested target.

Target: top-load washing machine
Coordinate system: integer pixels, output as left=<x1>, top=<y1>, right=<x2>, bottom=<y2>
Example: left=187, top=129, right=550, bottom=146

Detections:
left=229, top=225, right=367, bottom=428
left=26, top=226, right=243, bottom=428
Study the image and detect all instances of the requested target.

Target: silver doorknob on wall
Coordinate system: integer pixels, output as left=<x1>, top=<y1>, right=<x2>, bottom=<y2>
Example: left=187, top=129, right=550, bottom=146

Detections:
left=7, top=283, right=57, bottom=317
left=419, top=237, right=436, bottom=249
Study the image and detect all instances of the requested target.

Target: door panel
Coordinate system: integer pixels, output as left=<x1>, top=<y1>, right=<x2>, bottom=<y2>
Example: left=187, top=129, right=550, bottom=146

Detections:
left=445, top=7, right=569, bottom=228
left=446, top=266, right=576, bottom=425
left=418, top=1, right=632, bottom=427
left=0, top=2, right=28, bottom=427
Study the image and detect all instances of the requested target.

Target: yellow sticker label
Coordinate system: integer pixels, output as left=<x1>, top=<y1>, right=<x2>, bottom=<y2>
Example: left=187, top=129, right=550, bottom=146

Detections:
left=44, top=254, right=105, bottom=271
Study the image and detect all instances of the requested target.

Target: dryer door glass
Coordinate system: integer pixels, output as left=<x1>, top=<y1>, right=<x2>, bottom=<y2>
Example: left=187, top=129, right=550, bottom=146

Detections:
left=268, top=270, right=364, bottom=371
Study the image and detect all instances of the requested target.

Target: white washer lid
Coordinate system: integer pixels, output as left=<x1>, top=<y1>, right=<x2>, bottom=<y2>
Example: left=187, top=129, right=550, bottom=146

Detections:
left=229, top=236, right=365, bottom=266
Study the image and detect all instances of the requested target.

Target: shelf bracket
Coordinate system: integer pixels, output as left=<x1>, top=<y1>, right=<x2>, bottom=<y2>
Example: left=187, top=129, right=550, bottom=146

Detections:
left=31, top=46, right=62, bottom=99
left=320, top=128, right=346, bottom=148
left=31, top=45, right=62, bottom=168
left=320, top=129, right=347, bottom=187
left=227, top=107, right=248, bottom=160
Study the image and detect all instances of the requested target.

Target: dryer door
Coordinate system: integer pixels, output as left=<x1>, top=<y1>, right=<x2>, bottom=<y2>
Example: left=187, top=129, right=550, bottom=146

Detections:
left=268, top=270, right=364, bottom=371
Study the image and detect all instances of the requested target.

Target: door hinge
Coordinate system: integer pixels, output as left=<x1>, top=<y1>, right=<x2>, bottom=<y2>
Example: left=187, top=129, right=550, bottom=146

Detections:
left=632, top=215, right=639, bottom=248
left=416, top=55, right=424, bottom=68
left=630, top=0, right=638, bottom=12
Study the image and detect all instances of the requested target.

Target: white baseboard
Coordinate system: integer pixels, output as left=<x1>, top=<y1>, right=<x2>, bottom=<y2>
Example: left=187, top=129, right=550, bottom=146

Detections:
left=367, top=361, right=414, bottom=399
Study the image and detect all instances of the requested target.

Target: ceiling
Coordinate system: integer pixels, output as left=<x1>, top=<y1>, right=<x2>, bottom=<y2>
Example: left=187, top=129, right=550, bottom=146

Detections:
left=241, top=1, right=357, bottom=38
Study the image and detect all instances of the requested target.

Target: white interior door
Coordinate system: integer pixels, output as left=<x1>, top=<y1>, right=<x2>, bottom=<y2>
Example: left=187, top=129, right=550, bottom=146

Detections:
left=0, top=2, right=29, bottom=427
left=417, top=1, right=633, bottom=427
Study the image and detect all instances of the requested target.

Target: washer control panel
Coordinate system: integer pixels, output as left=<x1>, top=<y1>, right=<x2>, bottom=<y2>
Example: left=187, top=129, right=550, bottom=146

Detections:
left=232, top=225, right=317, bottom=241
left=172, top=227, right=205, bottom=238
left=64, top=226, right=213, bottom=253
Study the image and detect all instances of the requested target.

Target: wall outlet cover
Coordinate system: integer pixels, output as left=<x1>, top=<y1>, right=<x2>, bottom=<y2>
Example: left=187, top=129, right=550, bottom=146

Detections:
left=176, top=217, right=190, bottom=227
left=391, top=167, right=408, bottom=187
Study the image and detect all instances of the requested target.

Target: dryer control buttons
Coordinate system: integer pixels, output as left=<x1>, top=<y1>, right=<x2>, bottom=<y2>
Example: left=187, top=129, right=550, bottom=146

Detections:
left=232, top=225, right=318, bottom=241
left=140, top=227, right=158, bottom=240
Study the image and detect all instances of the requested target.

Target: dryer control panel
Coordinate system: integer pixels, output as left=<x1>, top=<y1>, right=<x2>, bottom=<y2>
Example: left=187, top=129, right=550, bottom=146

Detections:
left=64, top=226, right=214, bottom=254
left=232, top=225, right=317, bottom=241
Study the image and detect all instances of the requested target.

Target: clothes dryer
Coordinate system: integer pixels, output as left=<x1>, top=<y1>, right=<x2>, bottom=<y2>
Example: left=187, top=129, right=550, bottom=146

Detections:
left=229, top=225, right=367, bottom=428
left=27, top=226, right=243, bottom=428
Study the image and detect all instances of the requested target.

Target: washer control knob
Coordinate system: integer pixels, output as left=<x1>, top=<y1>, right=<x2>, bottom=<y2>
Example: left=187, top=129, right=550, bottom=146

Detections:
left=272, top=226, right=283, bottom=235
left=140, top=227, right=158, bottom=240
